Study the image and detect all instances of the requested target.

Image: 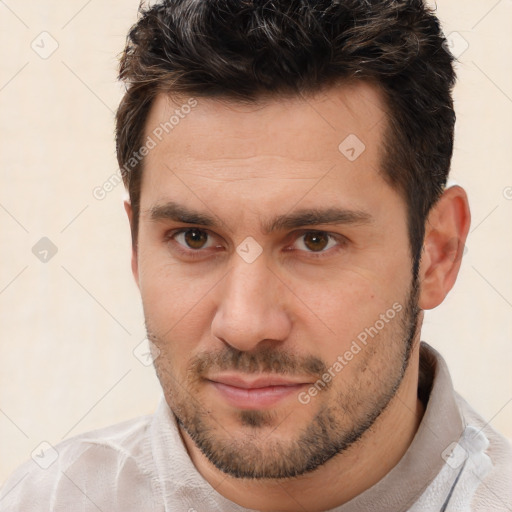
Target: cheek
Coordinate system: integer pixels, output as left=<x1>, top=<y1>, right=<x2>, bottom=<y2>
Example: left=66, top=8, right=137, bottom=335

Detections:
left=137, top=242, right=204, bottom=321
left=137, top=247, right=220, bottom=364
left=141, top=275, right=210, bottom=355
left=298, top=263, right=411, bottom=370
left=306, top=267, right=404, bottom=326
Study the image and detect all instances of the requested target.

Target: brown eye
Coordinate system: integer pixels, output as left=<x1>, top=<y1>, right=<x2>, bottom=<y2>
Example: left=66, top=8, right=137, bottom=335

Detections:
left=183, top=228, right=209, bottom=249
left=168, top=228, right=223, bottom=260
left=302, top=232, right=330, bottom=252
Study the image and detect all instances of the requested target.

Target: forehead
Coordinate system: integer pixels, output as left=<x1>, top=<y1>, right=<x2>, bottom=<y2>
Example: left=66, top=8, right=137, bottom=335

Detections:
left=143, top=81, right=388, bottom=169
left=139, top=81, right=396, bottom=221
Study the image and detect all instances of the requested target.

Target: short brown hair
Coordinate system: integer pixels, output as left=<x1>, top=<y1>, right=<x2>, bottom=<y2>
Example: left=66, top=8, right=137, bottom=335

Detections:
left=116, top=0, right=456, bottom=275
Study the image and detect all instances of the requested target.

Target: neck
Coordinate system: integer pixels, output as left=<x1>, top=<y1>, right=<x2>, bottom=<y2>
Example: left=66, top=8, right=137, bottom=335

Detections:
left=180, top=343, right=424, bottom=512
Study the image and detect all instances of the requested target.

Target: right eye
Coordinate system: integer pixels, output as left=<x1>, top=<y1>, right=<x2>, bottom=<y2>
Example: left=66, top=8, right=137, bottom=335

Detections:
left=165, top=228, right=224, bottom=259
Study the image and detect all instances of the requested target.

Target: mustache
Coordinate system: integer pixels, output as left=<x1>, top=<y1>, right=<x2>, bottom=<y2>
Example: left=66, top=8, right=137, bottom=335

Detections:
left=187, top=346, right=327, bottom=380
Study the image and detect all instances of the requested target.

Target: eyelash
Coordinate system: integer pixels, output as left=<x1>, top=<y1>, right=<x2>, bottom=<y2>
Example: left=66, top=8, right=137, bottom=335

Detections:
left=164, top=228, right=347, bottom=260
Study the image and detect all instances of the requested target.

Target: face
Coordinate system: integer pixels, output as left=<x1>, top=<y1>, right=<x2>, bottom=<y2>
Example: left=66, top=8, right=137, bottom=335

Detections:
left=131, top=82, right=420, bottom=479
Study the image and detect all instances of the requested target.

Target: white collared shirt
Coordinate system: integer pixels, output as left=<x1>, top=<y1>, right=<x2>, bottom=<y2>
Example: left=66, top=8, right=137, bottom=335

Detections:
left=1, top=343, right=511, bottom=511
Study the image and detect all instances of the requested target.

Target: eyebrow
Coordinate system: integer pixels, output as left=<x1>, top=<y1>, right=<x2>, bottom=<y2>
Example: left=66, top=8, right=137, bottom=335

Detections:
left=148, top=200, right=373, bottom=234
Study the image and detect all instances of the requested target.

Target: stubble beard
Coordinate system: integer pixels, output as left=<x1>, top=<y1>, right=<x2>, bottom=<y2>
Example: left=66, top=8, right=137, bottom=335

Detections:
left=150, top=278, right=420, bottom=479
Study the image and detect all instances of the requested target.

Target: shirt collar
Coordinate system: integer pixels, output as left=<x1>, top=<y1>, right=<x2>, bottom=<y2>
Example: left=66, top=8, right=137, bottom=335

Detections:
left=328, top=342, right=466, bottom=512
left=149, top=341, right=465, bottom=512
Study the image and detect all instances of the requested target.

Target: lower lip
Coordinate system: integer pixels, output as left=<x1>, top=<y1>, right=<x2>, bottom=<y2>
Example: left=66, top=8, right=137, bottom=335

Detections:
left=209, top=381, right=307, bottom=409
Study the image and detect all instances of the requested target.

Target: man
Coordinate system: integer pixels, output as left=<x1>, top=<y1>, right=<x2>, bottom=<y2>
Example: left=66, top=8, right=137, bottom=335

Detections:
left=1, top=0, right=510, bottom=510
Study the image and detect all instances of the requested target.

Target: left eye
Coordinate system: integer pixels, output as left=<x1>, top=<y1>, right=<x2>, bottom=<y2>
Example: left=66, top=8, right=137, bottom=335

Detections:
left=292, top=231, right=338, bottom=253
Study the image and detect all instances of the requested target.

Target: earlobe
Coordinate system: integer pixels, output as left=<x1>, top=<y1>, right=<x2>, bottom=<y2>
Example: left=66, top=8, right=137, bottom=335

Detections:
left=124, top=199, right=140, bottom=288
left=418, top=185, right=471, bottom=310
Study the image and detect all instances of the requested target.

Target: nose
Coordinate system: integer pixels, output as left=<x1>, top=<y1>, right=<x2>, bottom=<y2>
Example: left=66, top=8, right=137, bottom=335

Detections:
left=211, top=255, right=292, bottom=352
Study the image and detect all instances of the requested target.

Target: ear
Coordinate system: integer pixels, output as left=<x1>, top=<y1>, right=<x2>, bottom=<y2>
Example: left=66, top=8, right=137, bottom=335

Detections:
left=418, top=185, right=471, bottom=310
left=124, top=199, right=140, bottom=288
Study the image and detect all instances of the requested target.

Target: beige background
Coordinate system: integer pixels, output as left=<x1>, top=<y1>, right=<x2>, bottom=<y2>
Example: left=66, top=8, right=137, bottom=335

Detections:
left=1, top=0, right=511, bottom=484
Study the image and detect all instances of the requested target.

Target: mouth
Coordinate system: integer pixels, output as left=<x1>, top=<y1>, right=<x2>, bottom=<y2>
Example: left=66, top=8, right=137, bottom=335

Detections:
left=206, top=374, right=311, bottom=409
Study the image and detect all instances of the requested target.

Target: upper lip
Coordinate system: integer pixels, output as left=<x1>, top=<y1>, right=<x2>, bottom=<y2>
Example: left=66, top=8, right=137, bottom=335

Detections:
left=207, top=374, right=311, bottom=389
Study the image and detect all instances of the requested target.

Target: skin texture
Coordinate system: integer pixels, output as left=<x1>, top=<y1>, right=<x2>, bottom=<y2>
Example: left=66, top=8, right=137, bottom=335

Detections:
left=125, top=81, right=470, bottom=512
